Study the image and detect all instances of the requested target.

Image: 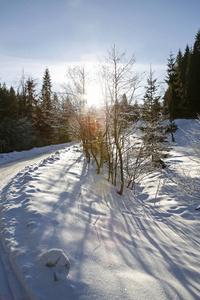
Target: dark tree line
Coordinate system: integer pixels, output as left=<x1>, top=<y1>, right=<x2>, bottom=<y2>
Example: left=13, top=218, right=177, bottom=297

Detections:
left=164, top=29, right=200, bottom=119
left=0, top=68, right=71, bottom=153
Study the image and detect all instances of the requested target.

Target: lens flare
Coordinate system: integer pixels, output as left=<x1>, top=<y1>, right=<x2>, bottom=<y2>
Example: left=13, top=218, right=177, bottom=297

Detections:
left=94, top=179, right=111, bottom=196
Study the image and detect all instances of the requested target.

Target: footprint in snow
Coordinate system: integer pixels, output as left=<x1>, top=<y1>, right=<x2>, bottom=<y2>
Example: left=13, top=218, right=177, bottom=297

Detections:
left=23, top=172, right=33, bottom=181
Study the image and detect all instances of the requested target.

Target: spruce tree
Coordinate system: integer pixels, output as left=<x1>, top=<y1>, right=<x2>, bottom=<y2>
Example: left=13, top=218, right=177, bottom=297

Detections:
left=175, top=50, right=185, bottom=117
left=41, top=67, right=52, bottom=111
left=26, top=78, right=38, bottom=118
left=182, top=45, right=190, bottom=88
left=187, top=30, right=200, bottom=117
left=163, top=52, right=182, bottom=141
left=164, top=52, right=183, bottom=119
left=40, top=67, right=53, bottom=144
left=0, top=84, right=19, bottom=121
left=8, top=86, right=18, bottom=119
left=181, top=44, right=191, bottom=117
left=140, top=67, right=169, bottom=168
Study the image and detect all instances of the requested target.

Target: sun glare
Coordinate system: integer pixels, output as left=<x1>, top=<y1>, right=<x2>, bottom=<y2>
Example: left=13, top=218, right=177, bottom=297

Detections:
left=86, top=81, right=102, bottom=107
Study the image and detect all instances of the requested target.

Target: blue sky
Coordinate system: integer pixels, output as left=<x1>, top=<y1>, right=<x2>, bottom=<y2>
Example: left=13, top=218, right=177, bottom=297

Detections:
left=0, top=0, right=199, bottom=96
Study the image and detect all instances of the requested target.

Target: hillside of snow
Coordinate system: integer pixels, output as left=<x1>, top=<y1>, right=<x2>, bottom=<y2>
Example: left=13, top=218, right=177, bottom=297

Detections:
left=0, top=119, right=200, bottom=299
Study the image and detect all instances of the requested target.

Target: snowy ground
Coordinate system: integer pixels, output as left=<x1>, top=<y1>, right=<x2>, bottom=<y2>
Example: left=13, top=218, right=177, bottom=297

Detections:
left=0, top=120, right=200, bottom=299
left=0, top=143, right=73, bottom=299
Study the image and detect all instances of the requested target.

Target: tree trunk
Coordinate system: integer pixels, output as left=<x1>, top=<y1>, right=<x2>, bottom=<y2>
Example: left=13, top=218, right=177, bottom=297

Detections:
left=117, top=144, right=124, bottom=195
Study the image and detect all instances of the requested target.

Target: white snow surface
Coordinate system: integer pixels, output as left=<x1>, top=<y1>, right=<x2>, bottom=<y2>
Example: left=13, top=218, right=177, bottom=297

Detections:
left=0, top=119, right=200, bottom=299
left=0, top=143, right=74, bottom=166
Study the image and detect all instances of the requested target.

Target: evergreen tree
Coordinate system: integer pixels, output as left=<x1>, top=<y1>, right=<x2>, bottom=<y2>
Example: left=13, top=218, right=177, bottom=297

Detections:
left=164, top=29, right=200, bottom=119
left=40, top=67, right=53, bottom=144
left=56, top=96, right=71, bottom=143
left=182, top=44, right=190, bottom=88
left=119, top=94, right=139, bottom=124
left=8, top=86, right=18, bottom=118
left=187, top=30, right=200, bottom=117
left=26, top=77, right=38, bottom=117
left=0, top=117, right=34, bottom=153
left=181, top=44, right=191, bottom=116
left=175, top=50, right=185, bottom=117
left=163, top=52, right=181, bottom=141
left=140, top=67, right=169, bottom=168
left=0, top=84, right=19, bottom=121
left=51, top=92, right=64, bottom=144
left=0, top=82, right=35, bottom=152
left=142, top=68, right=161, bottom=122
left=164, top=52, right=183, bottom=119
left=17, top=69, right=27, bottom=116
left=41, top=67, right=52, bottom=111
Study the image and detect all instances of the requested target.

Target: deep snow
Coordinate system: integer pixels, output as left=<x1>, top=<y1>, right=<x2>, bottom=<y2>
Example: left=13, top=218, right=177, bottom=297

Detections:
left=0, top=119, right=200, bottom=299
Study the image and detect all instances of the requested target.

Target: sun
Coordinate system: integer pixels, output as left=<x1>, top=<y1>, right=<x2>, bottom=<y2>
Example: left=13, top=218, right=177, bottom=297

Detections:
left=86, top=81, right=102, bottom=107
left=79, top=61, right=103, bottom=108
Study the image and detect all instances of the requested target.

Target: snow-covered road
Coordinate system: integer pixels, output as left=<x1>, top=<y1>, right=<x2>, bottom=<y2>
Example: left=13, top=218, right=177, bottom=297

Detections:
left=0, top=144, right=71, bottom=300
left=0, top=148, right=68, bottom=189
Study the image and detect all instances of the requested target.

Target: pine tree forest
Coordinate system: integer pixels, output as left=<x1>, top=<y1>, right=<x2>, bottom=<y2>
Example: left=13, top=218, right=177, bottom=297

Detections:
left=163, top=29, right=200, bottom=119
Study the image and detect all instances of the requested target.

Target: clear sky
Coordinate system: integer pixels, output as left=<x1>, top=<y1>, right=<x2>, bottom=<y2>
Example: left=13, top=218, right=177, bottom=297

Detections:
left=0, top=0, right=199, bottom=101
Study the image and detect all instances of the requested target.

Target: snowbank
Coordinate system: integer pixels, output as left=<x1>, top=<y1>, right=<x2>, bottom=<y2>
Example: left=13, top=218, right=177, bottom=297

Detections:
left=0, top=142, right=74, bottom=165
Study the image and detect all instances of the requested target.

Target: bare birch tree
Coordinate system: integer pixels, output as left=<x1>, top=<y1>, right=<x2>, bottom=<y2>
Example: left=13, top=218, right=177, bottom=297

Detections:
left=99, top=45, right=141, bottom=195
left=63, top=65, right=91, bottom=159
